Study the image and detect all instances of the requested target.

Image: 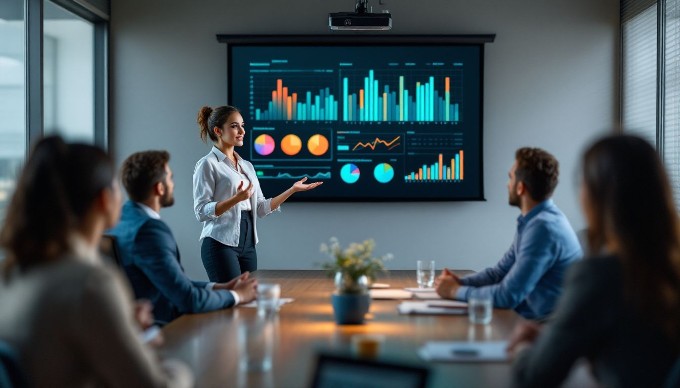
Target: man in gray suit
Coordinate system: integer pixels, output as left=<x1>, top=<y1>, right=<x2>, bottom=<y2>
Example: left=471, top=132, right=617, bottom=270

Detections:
left=109, top=150, right=257, bottom=324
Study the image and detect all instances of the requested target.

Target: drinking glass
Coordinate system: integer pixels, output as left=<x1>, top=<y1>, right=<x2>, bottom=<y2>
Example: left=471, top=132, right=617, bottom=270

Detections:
left=238, top=318, right=274, bottom=372
left=468, top=295, right=493, bottom=325
left=257, top=283, right=281, bottom=318
left=416, top=260, right=435, bottom=288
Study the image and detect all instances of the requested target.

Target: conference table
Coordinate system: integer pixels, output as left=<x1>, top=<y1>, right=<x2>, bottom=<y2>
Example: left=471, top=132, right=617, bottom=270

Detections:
left=159, top=270, right=597, bottom=388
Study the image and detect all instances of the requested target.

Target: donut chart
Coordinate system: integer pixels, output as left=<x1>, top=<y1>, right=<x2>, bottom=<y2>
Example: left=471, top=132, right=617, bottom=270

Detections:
left=307, top=134, right=329, bottom=156
left=340, top=163, right=360, bottom=184
left=254, top=134, right=275, bottom=156
left=281, top=134, right=302, bottom=156
left=373, top=163, right=394, bottom=183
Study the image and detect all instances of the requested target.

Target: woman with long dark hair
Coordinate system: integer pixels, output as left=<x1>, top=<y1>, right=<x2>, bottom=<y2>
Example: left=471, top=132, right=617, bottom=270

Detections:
left=508, top=134, right=680, bottom=387
left=0, top=136, right=192, bottom=387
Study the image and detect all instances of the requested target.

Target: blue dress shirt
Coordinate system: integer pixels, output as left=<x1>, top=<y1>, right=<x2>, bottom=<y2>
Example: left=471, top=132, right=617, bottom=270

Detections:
left=455, top=199, right=583, bottom=320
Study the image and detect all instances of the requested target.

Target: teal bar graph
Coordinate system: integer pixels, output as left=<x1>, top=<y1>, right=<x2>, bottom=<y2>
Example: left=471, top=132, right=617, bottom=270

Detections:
left=342, top=71, right=459, bottom=122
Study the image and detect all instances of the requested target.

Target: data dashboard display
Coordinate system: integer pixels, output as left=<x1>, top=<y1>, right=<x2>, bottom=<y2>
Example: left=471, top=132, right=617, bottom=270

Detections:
left=228, top=41, right=484, bottom=201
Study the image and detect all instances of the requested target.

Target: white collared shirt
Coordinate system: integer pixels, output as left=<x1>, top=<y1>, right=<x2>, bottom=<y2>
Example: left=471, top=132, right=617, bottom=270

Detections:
left=193, top=146, right=279, bottom=247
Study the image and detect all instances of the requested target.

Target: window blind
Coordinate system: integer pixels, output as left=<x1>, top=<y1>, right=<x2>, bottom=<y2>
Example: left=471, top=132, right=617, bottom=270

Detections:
left=622, top=0, right=658, bottom=145
left=664, top=0, right=680, bottom=205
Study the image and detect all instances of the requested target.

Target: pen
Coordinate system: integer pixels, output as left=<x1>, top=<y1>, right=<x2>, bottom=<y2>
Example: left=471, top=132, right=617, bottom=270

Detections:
left=427, top=303, right=467, bottom=309
left=452, top=348, right=479, bottom=356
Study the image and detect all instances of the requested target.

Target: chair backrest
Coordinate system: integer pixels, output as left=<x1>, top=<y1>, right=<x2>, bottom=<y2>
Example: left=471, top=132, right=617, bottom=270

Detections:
left=99, top=234, right=122, bottom=267
left=663, top=356, right=680, bottom=388
left=0, top=341, right=27, bottom=388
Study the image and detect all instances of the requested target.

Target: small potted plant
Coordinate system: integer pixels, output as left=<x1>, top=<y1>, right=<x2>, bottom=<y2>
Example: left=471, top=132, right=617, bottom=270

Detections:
left=321, top=237, right=392, bottom=324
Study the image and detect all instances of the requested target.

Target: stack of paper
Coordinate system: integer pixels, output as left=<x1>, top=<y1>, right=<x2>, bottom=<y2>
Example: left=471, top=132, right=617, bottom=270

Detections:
left=418, top=341, right=510, bottom=362
left=397, top=300, right=467, bottom=315
left=241, top=298, right=295, bottom=308
left=369, top=289, right=413, bottom=300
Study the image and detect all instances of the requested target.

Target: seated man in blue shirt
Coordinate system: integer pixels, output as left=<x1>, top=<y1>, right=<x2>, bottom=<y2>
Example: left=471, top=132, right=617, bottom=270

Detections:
left=435, top=147, right=582, bottom=320
left=109, top=150, right=257, bottom=325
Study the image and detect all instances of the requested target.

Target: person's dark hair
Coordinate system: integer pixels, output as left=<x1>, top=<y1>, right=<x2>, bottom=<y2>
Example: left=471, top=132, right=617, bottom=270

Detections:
left=0, top=136, right=114, bottom=273
left=582, top=134, right=680, bottom=339
left=514, top=147, right=559, bottom=202
left=120, top=150, right=170, bottom=202
left=197, top=105, right=240, bottom=143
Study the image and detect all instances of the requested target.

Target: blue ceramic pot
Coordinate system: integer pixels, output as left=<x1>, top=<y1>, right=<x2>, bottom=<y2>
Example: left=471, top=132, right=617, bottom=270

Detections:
left=331, top=293, right=370, bottom=324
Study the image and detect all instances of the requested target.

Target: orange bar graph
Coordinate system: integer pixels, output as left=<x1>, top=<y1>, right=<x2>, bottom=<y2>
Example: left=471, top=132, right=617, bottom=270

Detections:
left=282, top=87, right=289, bottom=119
left=445, top=77, right=450, bottom=92
left=276, top=79, right=283, bottom=119
left=287, top=97, right=293, bottom=120
left=460, top=150, right=464, bottom=180
left=418, top=167, right=423, bottom=180
left=359, top=89, right=364, bottom=109
left=292, top=93, right=298, bottom=119
left=438, top=154, right=443, bottom=180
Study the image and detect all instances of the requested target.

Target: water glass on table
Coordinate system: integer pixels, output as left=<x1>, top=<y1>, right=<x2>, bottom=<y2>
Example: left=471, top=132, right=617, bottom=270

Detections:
left=238, top=318, right=274, bottom=372
left=468, top=295, right=493, bottom=325
left=257, top=283, right=281, bottom=318
left=416, top=260, right=435, bottom=288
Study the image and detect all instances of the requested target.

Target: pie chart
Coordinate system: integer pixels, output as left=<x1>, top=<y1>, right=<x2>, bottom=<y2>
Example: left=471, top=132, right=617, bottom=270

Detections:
left=281, top=134, right=302, bottom=156
left=307, top=134, right=329, bottom=156
left=254, top=134, right=275, bottom=156
left=340, top=163, right=360, bottom=184
left=373, top=163, right=394, bottom=183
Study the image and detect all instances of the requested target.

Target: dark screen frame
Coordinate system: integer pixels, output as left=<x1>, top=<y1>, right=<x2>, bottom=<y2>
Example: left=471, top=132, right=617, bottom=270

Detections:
left=217, top=34, right=494, bottom=202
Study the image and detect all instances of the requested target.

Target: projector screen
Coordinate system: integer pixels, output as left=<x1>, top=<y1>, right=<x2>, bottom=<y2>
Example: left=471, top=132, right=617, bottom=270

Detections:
left=221, top=35, right=492, bottom=201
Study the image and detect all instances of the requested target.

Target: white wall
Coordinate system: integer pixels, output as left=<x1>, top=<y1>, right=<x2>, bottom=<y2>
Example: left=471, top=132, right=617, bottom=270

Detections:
left=111, top=0, right=619, bottom=280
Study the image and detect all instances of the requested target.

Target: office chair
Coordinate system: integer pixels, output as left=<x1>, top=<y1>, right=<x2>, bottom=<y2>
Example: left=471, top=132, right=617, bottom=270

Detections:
left=0, top=340, right=27, bottom=388
left=99, top=234, right=122, bottom=267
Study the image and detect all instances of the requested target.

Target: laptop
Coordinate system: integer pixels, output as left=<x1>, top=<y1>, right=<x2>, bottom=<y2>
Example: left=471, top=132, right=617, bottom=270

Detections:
left=309, top=352, right=430, bottom=388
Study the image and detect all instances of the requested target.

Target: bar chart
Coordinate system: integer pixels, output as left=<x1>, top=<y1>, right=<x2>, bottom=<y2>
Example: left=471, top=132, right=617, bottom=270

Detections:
left=405, top=151, right=464, bottom=181
left=340, top=68, right=462, bottom=123
left=253, top=78, right=338, bottom=121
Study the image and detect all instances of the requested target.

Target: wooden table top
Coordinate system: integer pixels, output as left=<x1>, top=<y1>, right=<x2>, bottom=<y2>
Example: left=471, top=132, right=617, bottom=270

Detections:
left=158, top=270, right=596, bottom=388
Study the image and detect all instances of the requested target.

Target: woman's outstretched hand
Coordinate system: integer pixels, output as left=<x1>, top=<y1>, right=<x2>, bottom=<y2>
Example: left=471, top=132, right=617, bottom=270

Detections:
left=291, top=177, right=323, bottom=192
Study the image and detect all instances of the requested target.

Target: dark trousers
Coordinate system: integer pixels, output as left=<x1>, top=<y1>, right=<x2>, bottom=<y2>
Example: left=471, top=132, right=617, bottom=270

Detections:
left=201, top=211, right=257, bottom=282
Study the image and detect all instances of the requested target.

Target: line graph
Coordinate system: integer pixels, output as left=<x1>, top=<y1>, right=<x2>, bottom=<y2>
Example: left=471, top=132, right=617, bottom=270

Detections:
left=352, top=136, right=401, bottom=151
left=336, top=132, right=404, bottom=155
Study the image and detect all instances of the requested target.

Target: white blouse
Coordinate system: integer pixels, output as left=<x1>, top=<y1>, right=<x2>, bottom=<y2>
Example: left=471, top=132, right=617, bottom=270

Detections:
left=193, top=146, right=279, bottom=246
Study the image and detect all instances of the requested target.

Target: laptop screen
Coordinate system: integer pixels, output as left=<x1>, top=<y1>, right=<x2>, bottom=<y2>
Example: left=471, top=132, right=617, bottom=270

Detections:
left=310, top=353, right=429, bottom=388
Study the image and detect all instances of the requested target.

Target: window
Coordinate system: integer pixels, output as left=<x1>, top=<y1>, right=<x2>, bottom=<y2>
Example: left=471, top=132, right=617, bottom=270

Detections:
left=44, top=1, right=95, bottom=142
left=0, top=0, right=25, bottom=219
left=0, top=0, right=108, bottom=227
left=622, top=0, right=680, bottom=206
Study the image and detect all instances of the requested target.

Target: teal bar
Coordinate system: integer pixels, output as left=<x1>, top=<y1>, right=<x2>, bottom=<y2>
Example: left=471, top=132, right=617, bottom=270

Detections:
left=256, top=109, right=261, bottom=121
left=434, top=162, right=439, bottom=180
left=343, top=78, right=348, bottom=121
left=429, top=76, right=435, bottom=121
left=455, top=154, right=460, bottom=180
left=307, top=91, right=312, bottom=120
left=455, top=104, right=459, bottom=121
left=404, top=90, right=409, bottom=121
left=338, top=145, right=350, bottom=151
left=364, top=76, right=370, bottom=121
left=373, top=79, right=378, bottom=121
left=424, top=83, right=429, bottom=121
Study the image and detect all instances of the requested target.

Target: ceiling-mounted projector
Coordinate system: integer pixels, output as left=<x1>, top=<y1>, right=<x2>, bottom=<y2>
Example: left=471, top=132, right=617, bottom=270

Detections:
left=329, top=0, right=392, bottom=31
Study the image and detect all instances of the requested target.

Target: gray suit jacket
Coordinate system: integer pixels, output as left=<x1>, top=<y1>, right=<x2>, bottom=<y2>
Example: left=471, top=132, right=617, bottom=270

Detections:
left=512, top=256, right=678, bottom=388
